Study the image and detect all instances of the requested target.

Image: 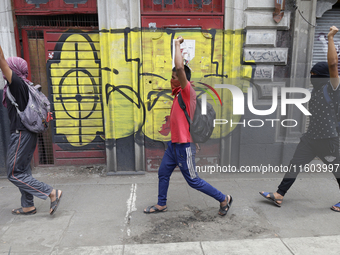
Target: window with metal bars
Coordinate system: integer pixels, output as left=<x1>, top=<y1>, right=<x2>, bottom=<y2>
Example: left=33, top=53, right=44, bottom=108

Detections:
left=25, top=30, right=54, bottom=165
left=16, top=14, right=98, bottom=28
left=141, top=0, right=223, bottom=14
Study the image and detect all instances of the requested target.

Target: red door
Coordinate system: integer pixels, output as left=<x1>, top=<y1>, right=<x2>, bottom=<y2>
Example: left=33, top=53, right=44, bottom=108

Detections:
left=20, top=28, right=105, bottom=166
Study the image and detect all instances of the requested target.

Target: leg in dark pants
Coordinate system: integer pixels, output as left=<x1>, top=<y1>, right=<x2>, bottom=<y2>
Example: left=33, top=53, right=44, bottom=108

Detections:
left=315, top=137, right=340, bottom=211
left=271, top=136, right=340, bottom=210
left=175, top=143, right=226, bottom=203
left=316, top=136, right=340, bottom=184
left=145, top=142, right=231, bottom=214
left=20, top=189, right=34, bottom=208
left=157, top=142, right=177, bottom=206
left=6, top=131, right=62, bottom=214
left=277, top=136, right=316, bottom=196
left=18, top=165, right=34, bottom=208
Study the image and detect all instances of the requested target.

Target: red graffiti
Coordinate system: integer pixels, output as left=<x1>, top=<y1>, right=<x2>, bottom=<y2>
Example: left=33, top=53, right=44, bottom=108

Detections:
left=159, top=115, right=171, bottom=136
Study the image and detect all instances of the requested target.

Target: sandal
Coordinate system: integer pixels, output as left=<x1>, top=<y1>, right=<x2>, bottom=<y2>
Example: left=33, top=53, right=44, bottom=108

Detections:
left=259, top=192, right=282, bottom=207
left=143, top=205, right=167, bottom=214
left=50, top=189, right=63, bottom=215
left=331, top=202, right=340, bottom=212
left=219, top=195, right=233, bottom=216
left=12, top=207, right=36, bottom=215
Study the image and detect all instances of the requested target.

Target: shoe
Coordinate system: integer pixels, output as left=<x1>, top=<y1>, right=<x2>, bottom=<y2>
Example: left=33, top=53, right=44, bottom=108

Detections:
left=259, top=192, right=282, bottom=207
left=50, top=189, right=63, bottom=215
left=143, top=205, right=167, bottom=214
left=219, top=195, right=233, bottom=216
left=331, top=202, right=340, bottom=212
left=12, top=207, right=37, bottom=215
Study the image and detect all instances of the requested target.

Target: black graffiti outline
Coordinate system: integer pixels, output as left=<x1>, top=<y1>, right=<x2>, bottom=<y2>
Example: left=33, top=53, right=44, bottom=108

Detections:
left=54, top=38, right=100, bottom=118
left=104, top=27, right=229, bottom=136
left=48, top=30, right=103, bottom=148
left=141, top=73, right=167, bottom=80
left=146, top=89, right=206, bottom=113
left=105, top=83, right=146, bottom=135
left=146, top=90, right=173, bottom=111
left=104, top=27, right=147, bottom=136
left=56, top=68, right=99, bottom=120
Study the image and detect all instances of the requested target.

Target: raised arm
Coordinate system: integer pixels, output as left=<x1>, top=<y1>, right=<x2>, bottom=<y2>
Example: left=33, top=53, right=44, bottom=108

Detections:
left=0, top=45, right=12, bottom=84
left=174, top=36, right=188, bottom=90
left=327, top=26, right=339, bottom=90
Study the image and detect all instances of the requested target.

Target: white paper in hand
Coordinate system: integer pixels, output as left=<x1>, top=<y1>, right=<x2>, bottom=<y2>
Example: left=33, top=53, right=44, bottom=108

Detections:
left=172, top=39, right=195, bottom=69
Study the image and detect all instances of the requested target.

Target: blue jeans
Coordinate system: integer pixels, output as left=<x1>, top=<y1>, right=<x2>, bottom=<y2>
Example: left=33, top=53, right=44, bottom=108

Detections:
left=158, top=141, right=226, bottom=206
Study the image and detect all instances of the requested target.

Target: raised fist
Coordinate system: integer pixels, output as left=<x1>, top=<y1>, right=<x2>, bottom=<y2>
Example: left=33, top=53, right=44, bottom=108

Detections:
left=175, top=36, right=184, bottom=44
left=328, top=26, right=339, bottom=38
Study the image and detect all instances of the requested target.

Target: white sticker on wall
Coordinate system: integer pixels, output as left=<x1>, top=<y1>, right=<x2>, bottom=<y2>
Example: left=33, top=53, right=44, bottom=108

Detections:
left=172, top=39, right=195, bottom=68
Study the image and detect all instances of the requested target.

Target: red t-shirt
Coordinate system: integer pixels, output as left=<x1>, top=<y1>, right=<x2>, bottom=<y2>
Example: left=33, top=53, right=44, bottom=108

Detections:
left=170, top=81, right=196, bottom=143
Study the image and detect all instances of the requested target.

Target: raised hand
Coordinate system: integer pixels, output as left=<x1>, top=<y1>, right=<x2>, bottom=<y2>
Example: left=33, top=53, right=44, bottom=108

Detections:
left=175, top=36, right=184, bottom=44
left=328, top=26, right=339, bottom=38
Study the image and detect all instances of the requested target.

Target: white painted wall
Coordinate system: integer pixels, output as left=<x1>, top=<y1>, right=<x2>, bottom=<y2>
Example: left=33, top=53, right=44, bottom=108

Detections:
left=0, top=0, right=16, bottom=89
left=97, top=0, right=140, bottom=29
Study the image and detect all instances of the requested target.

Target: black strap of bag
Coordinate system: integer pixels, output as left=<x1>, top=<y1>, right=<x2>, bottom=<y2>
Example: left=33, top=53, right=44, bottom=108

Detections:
left=177, top=92, right=192, bottom=126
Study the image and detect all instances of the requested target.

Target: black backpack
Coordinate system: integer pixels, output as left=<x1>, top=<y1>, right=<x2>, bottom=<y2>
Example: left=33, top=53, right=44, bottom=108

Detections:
left=178, top=92, right=216, bottom=143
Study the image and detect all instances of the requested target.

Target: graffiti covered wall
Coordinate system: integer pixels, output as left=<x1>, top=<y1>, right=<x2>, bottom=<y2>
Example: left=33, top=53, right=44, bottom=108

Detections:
left=47, top=30, right=106, bottom=165
left=8, top=0, right=297, bottom=170
left=100, top=26, right=253, bottom=171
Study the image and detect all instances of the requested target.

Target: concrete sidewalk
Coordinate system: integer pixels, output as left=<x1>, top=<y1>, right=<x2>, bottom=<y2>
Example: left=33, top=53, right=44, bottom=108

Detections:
left=0, top=164, right=340, bottom=254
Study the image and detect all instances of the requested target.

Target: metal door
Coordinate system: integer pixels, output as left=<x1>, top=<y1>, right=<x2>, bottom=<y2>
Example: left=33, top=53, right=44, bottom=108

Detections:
left=312, top=9, right=340, bottom=71
left=45, top=29, right=105, bottom=165
left=21, top=29, right=55, bottom=166
left=21, top=28, right=105, bottom=166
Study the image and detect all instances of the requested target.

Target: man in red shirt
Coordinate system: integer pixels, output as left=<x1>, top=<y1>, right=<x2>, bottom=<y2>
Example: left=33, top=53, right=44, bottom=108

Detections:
left=144, top=36, right=232, bottom=216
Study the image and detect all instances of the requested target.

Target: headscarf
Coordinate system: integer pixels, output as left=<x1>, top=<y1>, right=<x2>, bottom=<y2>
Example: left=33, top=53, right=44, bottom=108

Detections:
left=310, top=62, right=330, bottom=90
left=2, top=57, right=30, bottom=107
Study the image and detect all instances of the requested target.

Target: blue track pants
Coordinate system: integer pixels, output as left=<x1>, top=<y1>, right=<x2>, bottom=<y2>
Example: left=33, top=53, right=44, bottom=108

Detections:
left=158, top=142, right=226, bottom=206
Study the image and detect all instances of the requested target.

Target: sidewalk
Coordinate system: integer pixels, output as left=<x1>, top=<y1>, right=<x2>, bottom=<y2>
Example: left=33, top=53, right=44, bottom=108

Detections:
left=1, top=163, right=340, bottom=254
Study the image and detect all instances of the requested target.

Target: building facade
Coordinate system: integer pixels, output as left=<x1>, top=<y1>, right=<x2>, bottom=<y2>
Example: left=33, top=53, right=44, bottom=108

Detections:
left=0, top=0, right=339, bottom=175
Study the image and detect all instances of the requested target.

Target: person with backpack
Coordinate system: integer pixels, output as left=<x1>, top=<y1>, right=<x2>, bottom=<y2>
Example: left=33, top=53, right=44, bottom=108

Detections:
left=260, top=26, right=340, bottom=212
left=0, top=44, right=62, bottom=215
left=144, top=36, right=232, bottom=216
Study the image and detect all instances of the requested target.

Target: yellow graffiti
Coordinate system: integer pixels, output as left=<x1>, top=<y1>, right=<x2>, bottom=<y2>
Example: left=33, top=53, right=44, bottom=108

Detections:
left=220, top=30, right=253, bottom=137
left=100, top=28, right=253, bottom=142
left=100, top=30, right=252, bottom=141
left=101, top=29, right=144, bottom=140
left=50, top=33, right=104, bottom=147
left=144, top=29, right=253, bottom=140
